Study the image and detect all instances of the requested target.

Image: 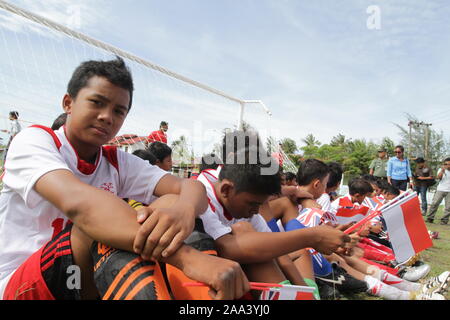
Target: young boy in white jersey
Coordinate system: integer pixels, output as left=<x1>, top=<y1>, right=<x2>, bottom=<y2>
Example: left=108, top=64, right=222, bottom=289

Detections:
left=196, top=133, right=350, bottom=299
left=0, top=57, right=249, bottom=300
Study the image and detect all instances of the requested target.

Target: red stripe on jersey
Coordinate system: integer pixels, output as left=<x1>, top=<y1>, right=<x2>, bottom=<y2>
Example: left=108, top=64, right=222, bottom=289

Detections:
left=102, top=146, right=119, bottom=173
left=30, top=125, right=62, bottom=150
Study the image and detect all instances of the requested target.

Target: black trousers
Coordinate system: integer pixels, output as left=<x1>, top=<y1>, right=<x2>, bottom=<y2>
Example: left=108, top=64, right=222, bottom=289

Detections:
left=391, top=179, right=408, bottom=191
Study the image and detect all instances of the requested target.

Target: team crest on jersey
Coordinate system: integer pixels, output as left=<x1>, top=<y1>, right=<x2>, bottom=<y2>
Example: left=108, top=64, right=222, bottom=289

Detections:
left=99, top=182, right=115, bottom=194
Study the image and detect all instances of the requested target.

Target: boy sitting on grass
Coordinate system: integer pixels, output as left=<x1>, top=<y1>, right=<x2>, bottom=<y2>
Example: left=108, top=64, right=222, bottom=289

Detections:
left=0, top=57, right=249, bottom=300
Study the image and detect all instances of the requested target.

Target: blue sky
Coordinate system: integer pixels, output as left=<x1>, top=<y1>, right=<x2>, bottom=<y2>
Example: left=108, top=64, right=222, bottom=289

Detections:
left=0, top=0, right=449, bottom=154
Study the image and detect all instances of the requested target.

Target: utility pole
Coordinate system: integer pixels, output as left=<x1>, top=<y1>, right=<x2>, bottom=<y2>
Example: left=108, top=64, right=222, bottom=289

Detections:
left=407, top=120, right=432, bottom=160
left=408, top=121, right=413, bottom=158
left=423, top=122, right=432, bottom=161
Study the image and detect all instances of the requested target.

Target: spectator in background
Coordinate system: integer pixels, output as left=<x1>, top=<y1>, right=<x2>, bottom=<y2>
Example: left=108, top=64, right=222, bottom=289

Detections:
left=132, top=149, right=157, bottom=165
left=148, top=121, right=168, bottom=144
left=1, top=111, right=22, bottom=163
left=426, top=158, right=450, bottom=225
left=387, top=145, right=413, bottom=191
left=51, top=113, right=68, bottom=130
left=369, top=147, right=388, bottom=180
left=148, top=141, right=173, bottom=171
left=284, top=172, right=297, bottom=186
left=413, top=157, right=434, bottom=216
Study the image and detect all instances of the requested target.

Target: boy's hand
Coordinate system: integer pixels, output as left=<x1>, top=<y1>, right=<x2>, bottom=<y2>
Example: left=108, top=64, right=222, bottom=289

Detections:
left=311, top=224, right=351, bottom=255
left=134, top=205, right=195, bottom=260
left=183, top=253, right=250, bottom=300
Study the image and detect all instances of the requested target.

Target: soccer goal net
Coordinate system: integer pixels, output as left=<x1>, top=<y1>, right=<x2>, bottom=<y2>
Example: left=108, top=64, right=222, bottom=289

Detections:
left=0, top=1, right=276, bottom=171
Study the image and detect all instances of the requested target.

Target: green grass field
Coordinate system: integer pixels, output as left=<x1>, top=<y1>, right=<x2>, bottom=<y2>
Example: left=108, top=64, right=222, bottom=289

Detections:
left=346, top=206, right=450, bottom=300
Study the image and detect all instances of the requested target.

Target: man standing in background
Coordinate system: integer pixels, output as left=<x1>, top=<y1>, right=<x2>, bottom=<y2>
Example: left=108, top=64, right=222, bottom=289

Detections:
left=1, top=111, right=22, bottom=164
left=369, top=147, right=388, bottom=180
left=148, top=121, right=168, bottom=144
left=413, top=157, right=434, bottom=216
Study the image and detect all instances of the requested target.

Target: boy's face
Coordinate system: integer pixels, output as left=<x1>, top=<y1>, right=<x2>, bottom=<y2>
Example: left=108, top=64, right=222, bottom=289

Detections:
left=371, top=183, right=381, bottom=196
left=286, top=179, right=297, bottom=186
left=157, top=155, right=173, bottom=172
left=219, top=181, right=268, bottom=219
left=63, top=76, right=130, bottom=149
left=310, top=174, right=329, bottom=199
left=352, top=192, right=368, bottom=204
left=385, top=192, right=396, bottom=201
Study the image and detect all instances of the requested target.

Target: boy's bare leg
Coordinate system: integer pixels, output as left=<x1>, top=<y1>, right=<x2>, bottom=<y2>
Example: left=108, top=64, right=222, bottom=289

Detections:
left=326, top=253, right=367, bottom=281
left=293, top=250, right=315, bottom=280
left=242, top=260, right=286, bottom=283
left=70, top=226, right=98, bottom=299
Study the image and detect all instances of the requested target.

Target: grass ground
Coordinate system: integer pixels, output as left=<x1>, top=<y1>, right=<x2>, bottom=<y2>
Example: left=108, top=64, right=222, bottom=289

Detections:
left=345, top=206, right=450, bottom=300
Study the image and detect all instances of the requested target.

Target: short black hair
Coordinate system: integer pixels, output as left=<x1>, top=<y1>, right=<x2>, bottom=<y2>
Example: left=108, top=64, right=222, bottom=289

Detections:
left=445, top=157, right=450, bottom=163
left=385, top=184, right=400, bottom=196
left=160, top=121, right=168, bottom=127
left=327, top=162, right=343, bottom=189
left=9, top=111, right=19, bottom=119
left=285, top=172, right=296, bottom=182
left=376, top=179, right=390, bottom=192
left=348, top=178, right=373, bottom=195
left=199, top=153, right=222, bottom=172
left=296, top=159, right=330, bottom=186
left=51, top=113, right=67, bottom=130
left=362, top=174, right=379, bottom=185
left=148, top=141, right=172, bottom=162
left=67, top=56, right=134, bottom=109
left=415, top=157, right=425, bottom=163
left=219, top=146, right=281, bottom=196
left=132, top=149, right=157, bottom=165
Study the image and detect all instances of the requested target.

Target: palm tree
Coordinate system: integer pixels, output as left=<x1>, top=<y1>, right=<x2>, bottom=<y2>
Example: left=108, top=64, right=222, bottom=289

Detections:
left=302, top=134, right=321, bottom=147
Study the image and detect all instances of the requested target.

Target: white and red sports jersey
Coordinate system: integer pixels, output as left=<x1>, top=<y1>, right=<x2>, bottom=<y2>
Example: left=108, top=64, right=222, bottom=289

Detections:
left=314, top=193, right=338, bottom=225
left=196, top=167, right=272, bottom=240
left=330, top=194, right=370, bottom=224
left=0, top=125, right=168, bottom=296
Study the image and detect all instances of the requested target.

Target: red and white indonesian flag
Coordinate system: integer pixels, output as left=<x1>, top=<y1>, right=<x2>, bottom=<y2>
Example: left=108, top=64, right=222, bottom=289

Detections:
left=382, top=192, right=433, bottom=263
left=260, top=284, right=315, bottom=300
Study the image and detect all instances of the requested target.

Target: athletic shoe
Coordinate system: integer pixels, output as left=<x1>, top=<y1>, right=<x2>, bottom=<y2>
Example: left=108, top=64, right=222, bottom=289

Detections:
left=315, top=264, right=368, bottom=294
left=399, top=264, right=431, bottom=282
left=316, top=279, right=343, bottom=300
left=414, top=291, right=446, bottom=300
left=421, top=271, right=450, bottom=294
left=428, top=230, right=439, bottom=240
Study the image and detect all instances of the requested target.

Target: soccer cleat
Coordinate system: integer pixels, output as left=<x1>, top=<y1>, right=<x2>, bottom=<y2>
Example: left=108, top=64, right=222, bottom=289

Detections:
left=399, top=264, right=431, bottom=282
left=316, top=279, right=343, bottom=300
left=315, top=264, right=368, bottom=294
left=414, top=291, right=446, bottom=300
left=421, top=271, right=450, bottom=294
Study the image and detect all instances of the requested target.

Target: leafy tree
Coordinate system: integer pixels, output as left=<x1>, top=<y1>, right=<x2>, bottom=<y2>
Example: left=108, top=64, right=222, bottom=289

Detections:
left=280, top=138, right=298, bottom=154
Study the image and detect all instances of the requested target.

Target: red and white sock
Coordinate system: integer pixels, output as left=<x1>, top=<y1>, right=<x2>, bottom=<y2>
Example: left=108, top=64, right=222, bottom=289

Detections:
left=364, top=276, right=411, bottom=300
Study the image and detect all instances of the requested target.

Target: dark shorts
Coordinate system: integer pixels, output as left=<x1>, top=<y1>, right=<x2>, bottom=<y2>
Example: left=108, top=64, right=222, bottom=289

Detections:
left=3, top=222, right=81, bottom=300
left=4, top=218, right=217, bottom=300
